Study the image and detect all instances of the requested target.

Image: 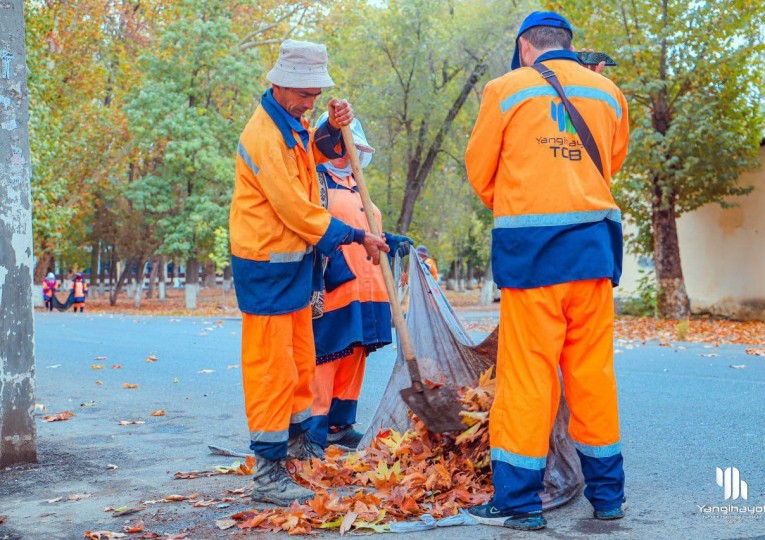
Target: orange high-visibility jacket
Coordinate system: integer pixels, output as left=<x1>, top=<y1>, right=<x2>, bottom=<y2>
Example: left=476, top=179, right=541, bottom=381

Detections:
left=312, top=168, right=392, bottom=363
left=72, top=280, right=88, bottom=300
left=465, top=57, right=629, bottom=289
left=230, top=90, right=359, bottom=315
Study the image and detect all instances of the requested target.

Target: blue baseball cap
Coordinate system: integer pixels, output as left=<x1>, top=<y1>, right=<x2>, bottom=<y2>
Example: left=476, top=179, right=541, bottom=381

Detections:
left=511, top=11, right=573, bottom=70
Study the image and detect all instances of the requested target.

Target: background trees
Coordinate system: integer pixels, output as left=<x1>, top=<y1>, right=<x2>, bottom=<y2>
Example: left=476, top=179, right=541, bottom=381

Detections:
left=25, top=0, right=765, bottom=316
left=556, top=0, right=765, bottom=318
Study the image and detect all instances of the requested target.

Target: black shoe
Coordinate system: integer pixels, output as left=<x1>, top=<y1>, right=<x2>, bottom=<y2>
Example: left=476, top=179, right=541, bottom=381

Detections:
left=326, top=425, right=364, bottom=448
left=594, top=504, right=626, bottom=520
left=468, top=503, right=547, bottom=530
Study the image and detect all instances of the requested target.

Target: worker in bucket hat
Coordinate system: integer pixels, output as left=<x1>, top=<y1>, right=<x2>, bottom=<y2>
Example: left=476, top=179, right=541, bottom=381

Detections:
left=229, top=39, right=389, bottom=506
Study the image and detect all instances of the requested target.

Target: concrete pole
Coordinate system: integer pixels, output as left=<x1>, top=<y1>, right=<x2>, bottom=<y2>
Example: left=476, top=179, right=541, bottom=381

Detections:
left=0, top=0, right=37, bottom=467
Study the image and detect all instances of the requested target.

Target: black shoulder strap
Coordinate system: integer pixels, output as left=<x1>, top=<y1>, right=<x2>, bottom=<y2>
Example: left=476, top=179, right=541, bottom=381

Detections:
left=531, top=63, right=604, bottom=178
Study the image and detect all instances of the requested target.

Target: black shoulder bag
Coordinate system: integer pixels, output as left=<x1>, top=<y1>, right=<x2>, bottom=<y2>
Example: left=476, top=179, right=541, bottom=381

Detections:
left=531, top=63, right=604, bottom=178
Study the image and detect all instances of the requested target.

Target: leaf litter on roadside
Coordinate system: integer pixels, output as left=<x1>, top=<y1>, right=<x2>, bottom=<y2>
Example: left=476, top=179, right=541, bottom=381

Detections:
left=43, top=411, right=76, bottom=422
left=230, top=368, right=497, bottom=535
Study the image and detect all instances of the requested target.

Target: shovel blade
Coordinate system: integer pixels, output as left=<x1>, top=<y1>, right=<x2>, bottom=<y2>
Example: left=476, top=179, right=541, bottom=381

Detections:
left=400, top=386, right=466, bottom=433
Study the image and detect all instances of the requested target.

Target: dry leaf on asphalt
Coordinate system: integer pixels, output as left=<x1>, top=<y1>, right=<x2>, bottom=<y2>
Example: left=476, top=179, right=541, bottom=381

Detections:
left=84, top=532, right=125, bottom=540
left=215, top=519, right=237, bottom=530
left=122, top=520, right=144, bottom=533
left=339, top=511, right=358, bottom=535
left=43, top=411, right=76, bottom=422
left=108, top=506, right=145, bottom=517
left=122, top=383, right=139, bottom=389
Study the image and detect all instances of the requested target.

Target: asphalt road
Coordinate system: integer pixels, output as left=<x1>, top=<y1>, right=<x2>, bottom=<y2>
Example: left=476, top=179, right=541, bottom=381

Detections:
left=1, top=312, right=764, bottom=539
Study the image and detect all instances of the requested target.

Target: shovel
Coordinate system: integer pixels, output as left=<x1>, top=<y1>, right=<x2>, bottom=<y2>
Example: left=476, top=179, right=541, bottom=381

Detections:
left=340, top=125, right=465, bottom=433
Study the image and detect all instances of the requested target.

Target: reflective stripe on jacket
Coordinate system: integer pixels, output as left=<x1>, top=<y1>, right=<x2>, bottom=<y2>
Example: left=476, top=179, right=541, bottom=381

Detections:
left=230, top=104, right=354, bottom=315
left=465, top=57, right=629, bottom=289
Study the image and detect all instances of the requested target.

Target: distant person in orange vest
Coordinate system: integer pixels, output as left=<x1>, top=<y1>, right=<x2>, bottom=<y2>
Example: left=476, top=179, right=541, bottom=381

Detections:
left=415, top=245, right=438, bottom=281
left=42, top=272, right=58, bottom=311
left=71, top=273, right=88, bottom=313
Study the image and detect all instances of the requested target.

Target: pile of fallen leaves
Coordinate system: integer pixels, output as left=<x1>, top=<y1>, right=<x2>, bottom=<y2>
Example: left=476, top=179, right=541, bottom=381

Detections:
left=231, top=369, right=497, bottom=535
left=614, top=317, right=765, bottom=346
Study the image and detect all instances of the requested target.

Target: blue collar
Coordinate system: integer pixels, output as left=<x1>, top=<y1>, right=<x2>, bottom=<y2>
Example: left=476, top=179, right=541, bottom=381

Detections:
left=261, top=89, right=309, bottom=151
left=534, top=49, right=581, bottom=65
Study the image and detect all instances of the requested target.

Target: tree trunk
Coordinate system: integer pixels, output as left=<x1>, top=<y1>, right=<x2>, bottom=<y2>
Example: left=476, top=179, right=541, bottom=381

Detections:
left=204, top=261, right=217, bottom=288
left=89, top=240, right=99, bottom=299
left=34, top=250, right=52, bottom=283
left=0, top=1, right=38, bottom=466
left=652, top=191, right=690, bottom=319
left=395, top=61, right=488, bottom=232
left=146, top=255, right=158, bottom=299
left=133, top=258, right=147, bottom=308
left=98, top=244, right=106, bottom=298
left=158, top=255, right=166, bottom=300
left=480, top=259, right=496, bottom=306
left=223, top=264, right=232, bottom=292
left=109, top=259, right=132, bottom=305
left=185, top=256, right=198, bottom=309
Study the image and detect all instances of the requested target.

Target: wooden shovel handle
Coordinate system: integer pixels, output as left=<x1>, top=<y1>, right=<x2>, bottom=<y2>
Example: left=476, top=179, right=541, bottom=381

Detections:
left=340, top=125, right=423, bottom=388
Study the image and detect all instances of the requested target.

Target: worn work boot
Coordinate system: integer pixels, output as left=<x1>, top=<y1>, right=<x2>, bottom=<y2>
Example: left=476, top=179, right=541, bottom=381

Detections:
left=326, top=425, right=364, bottom=449
left=251, top=456, right=314, bottom=506
left=288, top=433, right=325, bottom=460
left=468, top=503, right=547, bottom=530
left=594, top=503, right=626, bottom=521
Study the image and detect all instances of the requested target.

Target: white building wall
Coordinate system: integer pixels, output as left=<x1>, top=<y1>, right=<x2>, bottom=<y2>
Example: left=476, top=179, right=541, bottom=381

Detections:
left=619, top=146, right=765, bottom=319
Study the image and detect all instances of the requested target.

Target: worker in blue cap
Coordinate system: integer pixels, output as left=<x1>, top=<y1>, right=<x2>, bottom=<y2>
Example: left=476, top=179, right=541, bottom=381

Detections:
left=465, top=10, right=629, bottom=530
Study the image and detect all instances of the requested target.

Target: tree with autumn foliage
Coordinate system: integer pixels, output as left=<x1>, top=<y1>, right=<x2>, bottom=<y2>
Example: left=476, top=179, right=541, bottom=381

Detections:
left=124, top=0, right=262, bottom=307
left=553, top=0, right=765, bottom=319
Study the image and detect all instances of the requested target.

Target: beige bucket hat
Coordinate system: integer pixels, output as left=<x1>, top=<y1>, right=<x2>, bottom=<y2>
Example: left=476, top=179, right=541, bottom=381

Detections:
left=266, top=39, right=335, bottom=88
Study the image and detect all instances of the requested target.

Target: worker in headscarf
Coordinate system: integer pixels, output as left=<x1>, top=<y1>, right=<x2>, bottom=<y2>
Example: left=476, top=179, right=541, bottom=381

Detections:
left=229, top=39, right=389, bottom=507
left=307, top=114, right=412, bottom=449
left=42, top=272, right=58, bottom=311
left=464, top=11, right=629, bottom=531
left=415, top=245, right=439, bottom=281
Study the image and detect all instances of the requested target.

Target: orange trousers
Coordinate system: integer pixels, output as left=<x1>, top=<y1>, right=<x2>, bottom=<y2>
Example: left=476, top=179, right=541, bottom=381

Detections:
left=241, top=306, right=315, bottom=460
left=490, top=278, right=625, bottom=513
left=307, top=347, right=366, bottom=447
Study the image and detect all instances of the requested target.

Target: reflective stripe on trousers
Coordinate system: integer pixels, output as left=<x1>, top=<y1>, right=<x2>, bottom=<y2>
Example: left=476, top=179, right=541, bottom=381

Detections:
left=490, top=278, right=625, bottom=513
left=242, top=306, right=315, bottom=460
